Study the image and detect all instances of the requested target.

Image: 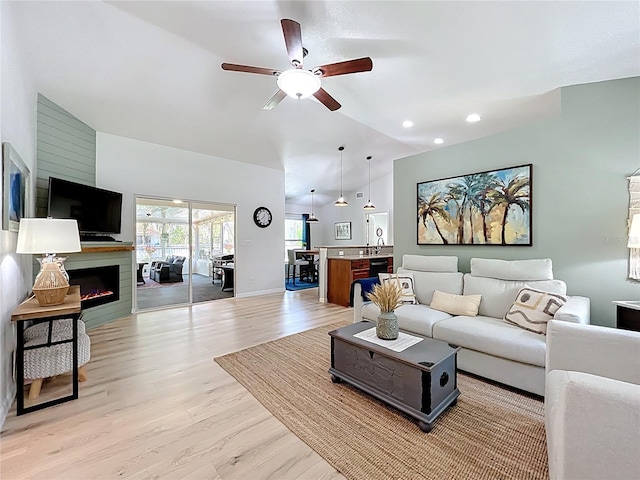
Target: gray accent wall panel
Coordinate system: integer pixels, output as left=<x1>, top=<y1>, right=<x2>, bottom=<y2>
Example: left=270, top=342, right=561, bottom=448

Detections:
left=393, top=77, right=640, bottom=327
left=35, top=95, right=132, bottom=325
left=36, top=94, right=96, bottom=217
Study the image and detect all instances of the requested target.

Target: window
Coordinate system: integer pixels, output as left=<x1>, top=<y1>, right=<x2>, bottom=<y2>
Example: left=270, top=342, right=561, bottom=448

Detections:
left=285, top=216, right=304, bottom=261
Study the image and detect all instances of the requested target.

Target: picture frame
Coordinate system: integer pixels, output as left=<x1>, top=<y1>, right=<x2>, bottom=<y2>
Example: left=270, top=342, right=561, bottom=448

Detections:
left=417, top=164, right=532, bottom=246
left=334, top=221, right=352, bottom=240
left=2, top=143, right=30, bottom=232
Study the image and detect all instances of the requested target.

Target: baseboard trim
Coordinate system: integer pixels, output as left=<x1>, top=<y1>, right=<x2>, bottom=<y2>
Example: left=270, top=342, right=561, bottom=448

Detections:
left=1, top=382, right=16, bottom=430
left=236, top=288, right=284, bottom=298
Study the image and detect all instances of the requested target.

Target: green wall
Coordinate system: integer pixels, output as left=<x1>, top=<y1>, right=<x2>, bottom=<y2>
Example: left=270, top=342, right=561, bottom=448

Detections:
left=393, top=77, right=640, bottom=326
left=36, top=94, right=97, bottom=217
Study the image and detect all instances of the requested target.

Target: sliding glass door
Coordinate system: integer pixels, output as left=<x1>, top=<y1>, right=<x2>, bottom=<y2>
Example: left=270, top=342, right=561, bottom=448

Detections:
left=191, top=202, right=235, bottom=304
left=135, top=197, right=236, bottom=311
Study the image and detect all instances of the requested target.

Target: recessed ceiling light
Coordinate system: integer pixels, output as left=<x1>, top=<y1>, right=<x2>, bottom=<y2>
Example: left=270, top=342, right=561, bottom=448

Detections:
left=434, top=138, right=444, bottom=145
left=466, top=113, right=481, bottom=123
left=172, top=199, right=183, bottom=204
left=402, top=120, right=414, bottom=128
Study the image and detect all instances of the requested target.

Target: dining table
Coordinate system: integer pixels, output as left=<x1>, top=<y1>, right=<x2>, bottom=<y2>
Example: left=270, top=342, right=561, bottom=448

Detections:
left=296, top=249, right=319, bottom=282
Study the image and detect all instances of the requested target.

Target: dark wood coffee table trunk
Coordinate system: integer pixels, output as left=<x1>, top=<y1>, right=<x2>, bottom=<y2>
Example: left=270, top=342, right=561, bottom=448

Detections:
left=329, top=321, right=460, bottom=432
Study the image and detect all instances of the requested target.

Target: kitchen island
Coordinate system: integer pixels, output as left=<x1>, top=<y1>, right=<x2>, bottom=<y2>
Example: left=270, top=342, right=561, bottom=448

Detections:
left=316, top=245, right=394, bottom=306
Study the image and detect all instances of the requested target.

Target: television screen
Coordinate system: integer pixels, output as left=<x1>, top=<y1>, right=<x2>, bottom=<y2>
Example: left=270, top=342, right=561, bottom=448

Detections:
left=47, top=177, right=123, bottom=235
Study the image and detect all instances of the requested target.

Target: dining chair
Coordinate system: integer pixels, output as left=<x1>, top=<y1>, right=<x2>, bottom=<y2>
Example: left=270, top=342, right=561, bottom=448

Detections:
left=287, top=249, right=307, bottom=285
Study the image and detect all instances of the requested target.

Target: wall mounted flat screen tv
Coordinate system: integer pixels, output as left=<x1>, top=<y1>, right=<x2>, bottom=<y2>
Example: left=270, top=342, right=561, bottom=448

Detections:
left=47, top=177, right=123, bottom=237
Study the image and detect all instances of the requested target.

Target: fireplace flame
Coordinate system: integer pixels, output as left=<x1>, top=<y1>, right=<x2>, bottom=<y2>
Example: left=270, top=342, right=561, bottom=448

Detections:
left=81, top=290, right=114, bottom=301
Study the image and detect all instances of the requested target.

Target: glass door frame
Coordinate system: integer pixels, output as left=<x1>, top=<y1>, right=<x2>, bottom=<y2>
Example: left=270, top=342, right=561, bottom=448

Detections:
left=133, top=194, right=237, bottom=312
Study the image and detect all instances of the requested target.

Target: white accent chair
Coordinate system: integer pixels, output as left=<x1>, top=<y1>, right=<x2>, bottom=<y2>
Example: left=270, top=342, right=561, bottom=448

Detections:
left=545, top=320, right=640, bottom=480
left=287, top=249, right=306, bottom=285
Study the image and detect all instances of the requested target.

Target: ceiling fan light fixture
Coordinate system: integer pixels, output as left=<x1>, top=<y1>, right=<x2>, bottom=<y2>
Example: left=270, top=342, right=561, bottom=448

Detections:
left=277, top=69, right=321, bottom=99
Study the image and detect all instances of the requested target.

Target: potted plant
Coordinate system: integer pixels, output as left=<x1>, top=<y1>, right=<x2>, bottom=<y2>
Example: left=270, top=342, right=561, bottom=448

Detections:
left=367, top=281, right=403, bottom=339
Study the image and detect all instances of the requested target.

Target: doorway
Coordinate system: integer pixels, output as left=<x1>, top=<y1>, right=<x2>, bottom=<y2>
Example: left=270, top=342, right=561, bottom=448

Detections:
left=364, top=211, right=389, bottom=250
left=134, top=197, right=236, bottom=311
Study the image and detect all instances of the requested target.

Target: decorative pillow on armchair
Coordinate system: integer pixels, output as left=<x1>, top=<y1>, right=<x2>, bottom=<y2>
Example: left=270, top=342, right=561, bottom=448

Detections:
left=504, top=287, right=568, bottom=334
left=378, top=273, right=418, bottom=304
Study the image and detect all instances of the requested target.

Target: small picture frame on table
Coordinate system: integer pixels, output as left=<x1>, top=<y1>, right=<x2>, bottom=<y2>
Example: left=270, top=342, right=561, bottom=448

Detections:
left=2, top=143, right=30, bottom=232
left=334, top=221, right=352, bottom=240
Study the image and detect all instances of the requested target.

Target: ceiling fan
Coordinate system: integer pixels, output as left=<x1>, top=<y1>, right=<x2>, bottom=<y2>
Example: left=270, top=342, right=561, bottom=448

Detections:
left=221, top=19, right=373, bottom=111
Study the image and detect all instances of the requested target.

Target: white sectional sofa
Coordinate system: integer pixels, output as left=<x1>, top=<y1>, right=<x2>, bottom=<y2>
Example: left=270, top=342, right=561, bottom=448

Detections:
left=352, top=255, right=591, bottom=396
left=545, top=320, right=640, bottom=480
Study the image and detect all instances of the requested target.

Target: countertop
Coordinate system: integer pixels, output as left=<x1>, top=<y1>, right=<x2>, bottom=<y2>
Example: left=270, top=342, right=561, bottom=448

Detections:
left=327, top=254, right=393, bottom=261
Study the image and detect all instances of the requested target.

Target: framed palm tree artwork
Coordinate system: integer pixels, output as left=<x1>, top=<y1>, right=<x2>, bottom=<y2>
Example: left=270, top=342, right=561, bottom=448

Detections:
left=417, top=164, right=532, bottom=245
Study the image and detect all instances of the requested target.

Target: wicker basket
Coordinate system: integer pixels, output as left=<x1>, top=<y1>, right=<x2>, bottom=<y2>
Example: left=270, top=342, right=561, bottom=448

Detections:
left=33, top=285, right=69, bottom=306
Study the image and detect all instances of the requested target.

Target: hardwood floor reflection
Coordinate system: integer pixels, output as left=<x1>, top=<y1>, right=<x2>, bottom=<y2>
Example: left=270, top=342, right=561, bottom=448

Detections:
left=1, top=288, right=349, bottom=480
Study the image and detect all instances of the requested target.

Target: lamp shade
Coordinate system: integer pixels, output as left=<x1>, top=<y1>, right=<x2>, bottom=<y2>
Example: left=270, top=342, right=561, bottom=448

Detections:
left=629, top=214, right=640, bottom=248
left=17, top=218, right=82, bottom=254
left=277, top=69, right=321, bottom=99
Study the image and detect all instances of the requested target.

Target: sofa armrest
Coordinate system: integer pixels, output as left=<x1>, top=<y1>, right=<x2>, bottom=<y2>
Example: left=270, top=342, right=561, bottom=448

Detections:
left=546, top=320, right=640, bottom=384
left=352, top=282, right=369, bottom=323
left=545, top=370, right=640, bottom=480
left=553, top=296, right=590, bottom=324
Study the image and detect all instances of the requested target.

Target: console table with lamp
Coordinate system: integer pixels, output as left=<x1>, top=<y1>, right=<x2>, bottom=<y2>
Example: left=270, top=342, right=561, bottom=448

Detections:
left=13, top=218, right=87, bottom=415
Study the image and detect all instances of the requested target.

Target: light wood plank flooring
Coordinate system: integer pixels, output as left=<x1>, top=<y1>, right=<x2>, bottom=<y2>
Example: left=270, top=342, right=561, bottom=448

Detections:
left=1, top=288, right=350, bottom=480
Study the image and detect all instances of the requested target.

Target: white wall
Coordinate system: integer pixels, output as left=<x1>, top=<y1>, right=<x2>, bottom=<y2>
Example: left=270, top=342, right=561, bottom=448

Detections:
left=0, top=2, right=38, bottom=426
left=96, top=133, right=285, bottom=297
left=317, top=173, right=394, bottom=246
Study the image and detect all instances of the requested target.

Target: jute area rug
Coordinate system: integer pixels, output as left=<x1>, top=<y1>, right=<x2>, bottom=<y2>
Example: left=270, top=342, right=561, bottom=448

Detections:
left=214, top=322, right=548, bottom=480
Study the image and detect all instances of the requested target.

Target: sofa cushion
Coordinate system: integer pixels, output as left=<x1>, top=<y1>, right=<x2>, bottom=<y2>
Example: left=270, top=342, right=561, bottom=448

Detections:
left=470, top=258, right=553, bottom=281
left=361, top=303, right=452, bottom=338
left=462, top=274, right=567, bottom=319
left=401, top=255, right=458, bottom=272
left=430, top=290, right=482, bottom=317
left=504, top=287, right=568, bottom=334
left=433, top=315, right=547, bottom=367
left=397, top=268, right=463, bottom=304
left=379, top=273, right=418, bottom=305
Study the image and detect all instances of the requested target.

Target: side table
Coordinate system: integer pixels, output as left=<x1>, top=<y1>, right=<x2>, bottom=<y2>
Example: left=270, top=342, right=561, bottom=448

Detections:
left=612, top=300, right=640, bottom=332
left=11, top=285, right=82, bottom=415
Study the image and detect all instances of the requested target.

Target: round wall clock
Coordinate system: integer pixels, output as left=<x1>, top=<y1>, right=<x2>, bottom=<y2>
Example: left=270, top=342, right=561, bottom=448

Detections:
left=253, top=206, right=272, bottom=228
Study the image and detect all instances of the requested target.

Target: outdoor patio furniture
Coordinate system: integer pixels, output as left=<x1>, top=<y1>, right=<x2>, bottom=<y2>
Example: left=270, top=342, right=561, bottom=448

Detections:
left=151, top=256, right=186, bottom=283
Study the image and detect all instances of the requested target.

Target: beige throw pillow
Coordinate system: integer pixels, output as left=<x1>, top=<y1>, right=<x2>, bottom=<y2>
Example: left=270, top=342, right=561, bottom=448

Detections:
left=504, top=287, right=568, bottom=334
left=378, top=273, right=418, bottom=305
left=430, top=290, right=482, bottom=317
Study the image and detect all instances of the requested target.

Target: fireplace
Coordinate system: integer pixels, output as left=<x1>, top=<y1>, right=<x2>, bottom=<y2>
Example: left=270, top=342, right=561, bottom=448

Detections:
left=68, top=265, right=120, bottom=309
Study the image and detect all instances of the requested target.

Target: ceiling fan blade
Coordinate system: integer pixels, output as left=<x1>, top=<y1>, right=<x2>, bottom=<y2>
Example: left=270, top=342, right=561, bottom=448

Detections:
left=313, top=88, right=341, bottom=111
left=313, top=57, right=373, bottom=78
left=281, top=19, right=303, bottom=67
left=263, top=90, right=287, bottom=110
left=221, top=63, right=280, bottom=76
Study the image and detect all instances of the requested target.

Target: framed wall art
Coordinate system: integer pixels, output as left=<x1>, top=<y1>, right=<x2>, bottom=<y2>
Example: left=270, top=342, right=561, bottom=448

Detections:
left=334, top=221, right=352, bottom=240
left=417, top=164, right=532, bottom=246
left=2, top=143, right=30, bottom=232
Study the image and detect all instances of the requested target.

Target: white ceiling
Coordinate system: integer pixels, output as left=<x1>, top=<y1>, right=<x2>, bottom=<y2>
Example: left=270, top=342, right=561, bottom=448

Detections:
left=8, top=1, right=640, bottom=206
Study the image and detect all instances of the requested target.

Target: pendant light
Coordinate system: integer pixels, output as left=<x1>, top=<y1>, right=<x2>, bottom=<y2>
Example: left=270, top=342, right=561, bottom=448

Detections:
left=334, top=146, right=348, bottom=206
left=363, top=155, right=376, bottom=210
left=307, top=189, right=319, bottom=222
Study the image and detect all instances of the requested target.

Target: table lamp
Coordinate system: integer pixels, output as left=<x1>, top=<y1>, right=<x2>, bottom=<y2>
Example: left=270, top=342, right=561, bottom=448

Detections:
left=16, top=218, right=82, bottom=306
